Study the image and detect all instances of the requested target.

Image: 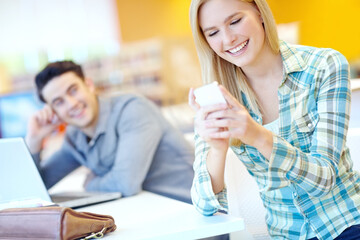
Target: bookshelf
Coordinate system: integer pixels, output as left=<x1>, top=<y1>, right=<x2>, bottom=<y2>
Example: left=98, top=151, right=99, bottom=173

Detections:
left=83, top=37, right=202, bottom=105
left=0, top=36, right=202, bottom=120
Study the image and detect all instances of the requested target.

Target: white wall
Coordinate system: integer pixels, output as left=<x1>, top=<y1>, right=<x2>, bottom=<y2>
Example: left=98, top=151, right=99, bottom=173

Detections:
left=349, top=89, right=360, bottom=171
left=0, top=0, right=120, bottom=72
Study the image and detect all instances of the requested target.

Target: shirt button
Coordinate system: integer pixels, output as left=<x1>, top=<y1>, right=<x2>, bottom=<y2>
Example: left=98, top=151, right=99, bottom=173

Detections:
left=307, top=123, right=312, bottom=128
left=293, top=192, right=298, bottom=198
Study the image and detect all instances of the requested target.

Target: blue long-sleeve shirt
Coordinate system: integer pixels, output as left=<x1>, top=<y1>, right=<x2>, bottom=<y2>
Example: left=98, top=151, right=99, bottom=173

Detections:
left=191, top=41, right=360, bottom=239
left=34, top=94, right=194, bottom=203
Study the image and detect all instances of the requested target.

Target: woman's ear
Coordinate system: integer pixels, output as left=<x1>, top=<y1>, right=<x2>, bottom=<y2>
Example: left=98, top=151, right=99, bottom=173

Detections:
left=85, top=77, right=96, bottom=92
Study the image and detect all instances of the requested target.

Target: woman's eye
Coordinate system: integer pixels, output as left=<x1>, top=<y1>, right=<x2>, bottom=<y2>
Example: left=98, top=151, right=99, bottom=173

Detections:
left=230, top=18, right=241, bottom=25
left=208, top=30, right=219, bottom=37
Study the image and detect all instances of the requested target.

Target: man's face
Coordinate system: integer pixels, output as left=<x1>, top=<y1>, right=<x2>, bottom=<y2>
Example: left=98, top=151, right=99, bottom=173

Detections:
left=42, top=71, right=98, bottom=130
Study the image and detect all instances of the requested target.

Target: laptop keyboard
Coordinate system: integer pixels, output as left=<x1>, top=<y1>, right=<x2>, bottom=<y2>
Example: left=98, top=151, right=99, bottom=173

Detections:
left=51, top=195, right=85, bottom=203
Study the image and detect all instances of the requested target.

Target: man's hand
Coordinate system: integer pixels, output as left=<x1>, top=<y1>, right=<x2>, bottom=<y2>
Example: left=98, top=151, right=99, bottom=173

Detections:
left=25, top=105, right=62, bottom=154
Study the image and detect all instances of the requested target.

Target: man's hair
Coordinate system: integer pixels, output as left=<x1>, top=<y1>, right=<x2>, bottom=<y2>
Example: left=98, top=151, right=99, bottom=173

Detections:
left=35, top=60, right=85, bottom=102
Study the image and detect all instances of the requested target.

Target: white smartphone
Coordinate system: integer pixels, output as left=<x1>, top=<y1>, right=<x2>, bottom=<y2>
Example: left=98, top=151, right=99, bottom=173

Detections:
left=193, top=82, right=227, bottom=107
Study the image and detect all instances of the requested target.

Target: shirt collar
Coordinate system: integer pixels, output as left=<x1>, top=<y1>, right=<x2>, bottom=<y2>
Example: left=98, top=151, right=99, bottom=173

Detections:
left=92, top=97, right=111, bottom=139
left=66, top=97, right=111, bottom=148
left=241, top=41, right=309, bottom=121
left=279, top=40, right=308, bottom=91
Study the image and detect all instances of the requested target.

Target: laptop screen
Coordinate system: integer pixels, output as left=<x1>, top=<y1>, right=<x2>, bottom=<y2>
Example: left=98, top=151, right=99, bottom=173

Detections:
left=0, top=138, right=52, bottom=206
left=0, top=138, right=121, bottom=210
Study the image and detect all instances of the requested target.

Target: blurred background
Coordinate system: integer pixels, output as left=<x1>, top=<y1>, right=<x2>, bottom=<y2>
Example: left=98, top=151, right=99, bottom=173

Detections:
left=0, top=0, right=360, bottom=138
left=1, top=2, right=360, bottom=239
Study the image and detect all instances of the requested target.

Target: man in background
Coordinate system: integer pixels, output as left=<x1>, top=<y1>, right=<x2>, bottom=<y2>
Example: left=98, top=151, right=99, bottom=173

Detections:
left=25, top=60, right=194, bottom=203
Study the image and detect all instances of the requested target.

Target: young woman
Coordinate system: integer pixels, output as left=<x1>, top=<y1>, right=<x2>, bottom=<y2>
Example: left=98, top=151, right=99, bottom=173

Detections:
left=188, top=0, right=360, bottom=239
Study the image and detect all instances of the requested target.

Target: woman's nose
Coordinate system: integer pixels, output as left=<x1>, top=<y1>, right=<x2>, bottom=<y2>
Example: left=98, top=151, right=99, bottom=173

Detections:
left=223, top=29, right=236, bottom=45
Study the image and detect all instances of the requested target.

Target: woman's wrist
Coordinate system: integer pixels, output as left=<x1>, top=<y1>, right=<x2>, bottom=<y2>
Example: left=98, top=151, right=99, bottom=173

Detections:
left=208, top=146, right=228, bottom=159
left=206, top=147, right=228, bottom=193
left=253, top=127, right=274, bottom=159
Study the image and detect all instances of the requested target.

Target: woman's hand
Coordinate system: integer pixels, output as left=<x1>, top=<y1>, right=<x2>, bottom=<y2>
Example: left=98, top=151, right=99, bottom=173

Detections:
left=189, top=87, right=230, bottom=193
left=204, top=85, right=273, bottom=157
left=188, top=88, right=230, bottom=152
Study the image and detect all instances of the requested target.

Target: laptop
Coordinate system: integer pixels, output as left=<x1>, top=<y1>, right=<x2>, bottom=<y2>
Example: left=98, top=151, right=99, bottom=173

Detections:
left=0, top=138, right=121, bottom=210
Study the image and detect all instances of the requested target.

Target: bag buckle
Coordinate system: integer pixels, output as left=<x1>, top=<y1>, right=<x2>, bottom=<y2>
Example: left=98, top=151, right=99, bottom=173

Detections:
left=81, top=227, right=106, bottom=239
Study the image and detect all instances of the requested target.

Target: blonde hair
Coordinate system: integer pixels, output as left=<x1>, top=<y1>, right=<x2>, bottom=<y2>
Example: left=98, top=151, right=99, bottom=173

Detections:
left=190, top=0, right=279, bottom=116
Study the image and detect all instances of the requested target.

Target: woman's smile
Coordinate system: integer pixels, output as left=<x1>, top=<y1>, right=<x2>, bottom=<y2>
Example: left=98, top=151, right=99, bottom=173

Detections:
left=227, top=39, right=249, bottom=55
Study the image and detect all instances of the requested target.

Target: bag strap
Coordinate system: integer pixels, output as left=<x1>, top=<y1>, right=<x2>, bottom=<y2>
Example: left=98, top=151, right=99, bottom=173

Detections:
left=80, top=227, right=107, bottom=240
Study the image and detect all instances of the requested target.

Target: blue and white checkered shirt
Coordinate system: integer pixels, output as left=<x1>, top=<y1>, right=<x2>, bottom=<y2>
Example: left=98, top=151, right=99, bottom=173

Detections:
left=191, top=41, right=360, bottom=240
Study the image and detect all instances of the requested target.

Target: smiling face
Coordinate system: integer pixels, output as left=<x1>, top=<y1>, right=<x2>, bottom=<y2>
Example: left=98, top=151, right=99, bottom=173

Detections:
left=199, top=0, right=266, bottom=68
left=42, top=71, right=99, bottom=131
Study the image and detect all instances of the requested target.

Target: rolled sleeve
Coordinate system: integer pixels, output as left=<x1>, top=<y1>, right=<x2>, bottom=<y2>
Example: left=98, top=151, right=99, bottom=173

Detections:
left=191, top=133, right=228, bottom=216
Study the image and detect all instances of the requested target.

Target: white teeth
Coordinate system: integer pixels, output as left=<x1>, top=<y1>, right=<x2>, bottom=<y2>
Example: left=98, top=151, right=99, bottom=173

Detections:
left=229, top=41, right=248, bottom=54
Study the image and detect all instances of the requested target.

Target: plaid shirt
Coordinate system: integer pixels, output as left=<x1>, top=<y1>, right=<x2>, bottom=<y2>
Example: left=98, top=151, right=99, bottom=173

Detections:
left=191, top=41, right=360, bottom=240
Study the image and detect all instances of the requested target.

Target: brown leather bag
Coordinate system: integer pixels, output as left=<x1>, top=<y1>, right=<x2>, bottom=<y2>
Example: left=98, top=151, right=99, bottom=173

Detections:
left=0, top=206, right=117, bottom=240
